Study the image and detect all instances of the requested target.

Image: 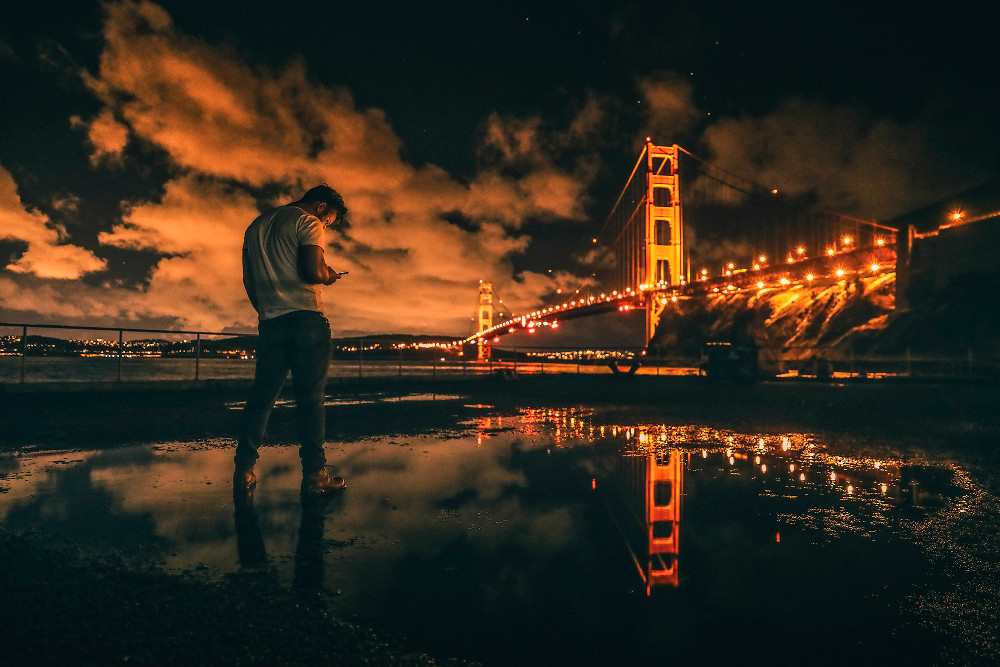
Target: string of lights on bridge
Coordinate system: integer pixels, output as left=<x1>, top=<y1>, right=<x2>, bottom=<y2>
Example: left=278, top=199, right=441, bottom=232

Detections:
left=459, top=232, right=894, bottom=348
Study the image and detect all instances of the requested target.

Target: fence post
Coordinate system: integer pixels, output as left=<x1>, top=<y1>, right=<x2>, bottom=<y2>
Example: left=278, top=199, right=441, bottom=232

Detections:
left=20, top=325, right=27, bottom=383
left=118, top=329, right=125, bottom=382
left=195, top=333, right=201, bottom=381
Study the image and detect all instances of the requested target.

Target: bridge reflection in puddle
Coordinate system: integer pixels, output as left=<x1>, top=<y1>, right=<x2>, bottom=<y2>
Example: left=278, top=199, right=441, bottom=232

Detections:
left=0, top=405, right=985, bottom=664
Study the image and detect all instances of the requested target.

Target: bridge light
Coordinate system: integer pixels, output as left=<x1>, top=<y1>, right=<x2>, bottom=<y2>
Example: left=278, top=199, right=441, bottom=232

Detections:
left=727, top=262, right=734, bottom=269
left=876, top=238, right=885, bottom=246
left=951, top=210, right=963, bottom=221
left=871, top=263, right=879, bottom=271
left=806, top=274, right=814, bottom=281
left=797, top=247, right=805, bottom=254
left=759, top=255, right=766, bottom=263
left=753, top=264, right=760, bottom=270
left=836, top=269, right=845, bottom=277
left=843, top=236, right=852, bottom=245
left=780, top=278, right=789, bottom=285
left=787, top=257, right=794, bottom=263
left=757, top=281, right=764, bottom=288
left=827, top=248, right=835, bottom=256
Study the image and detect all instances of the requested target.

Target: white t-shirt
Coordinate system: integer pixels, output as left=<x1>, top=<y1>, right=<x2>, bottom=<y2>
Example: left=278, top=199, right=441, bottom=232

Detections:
left=243, top=205, right=326, bottom=321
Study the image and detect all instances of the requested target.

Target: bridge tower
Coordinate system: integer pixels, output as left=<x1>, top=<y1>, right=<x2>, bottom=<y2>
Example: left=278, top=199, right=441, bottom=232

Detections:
left=476, top=281, right=493, bottom=360
left=643, top=140, right=683, bottom=344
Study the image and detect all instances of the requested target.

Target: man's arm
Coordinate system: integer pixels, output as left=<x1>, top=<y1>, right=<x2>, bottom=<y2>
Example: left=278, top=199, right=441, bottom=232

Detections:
left=298, top=245, right=340, bottom=285
left=242, top=245, right=259, bottom=312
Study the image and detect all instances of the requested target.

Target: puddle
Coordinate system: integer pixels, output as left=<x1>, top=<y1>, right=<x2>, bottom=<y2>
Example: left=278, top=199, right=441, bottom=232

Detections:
left=1, top=407, right=997, bottom=664
left=224, top=392, right=466, bottom=409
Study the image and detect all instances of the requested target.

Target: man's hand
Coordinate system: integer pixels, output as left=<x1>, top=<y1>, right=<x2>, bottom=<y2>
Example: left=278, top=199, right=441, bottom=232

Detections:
left=322, top=265, right=341, bottom=285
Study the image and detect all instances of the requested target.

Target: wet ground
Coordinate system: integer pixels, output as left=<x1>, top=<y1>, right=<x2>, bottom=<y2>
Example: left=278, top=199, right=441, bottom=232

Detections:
left=2, top=376, right=1000, bottom=665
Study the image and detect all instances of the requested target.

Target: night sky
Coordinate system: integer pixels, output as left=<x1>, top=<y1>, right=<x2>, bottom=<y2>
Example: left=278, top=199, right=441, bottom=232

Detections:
left=1, top=1, right=996, bottom=336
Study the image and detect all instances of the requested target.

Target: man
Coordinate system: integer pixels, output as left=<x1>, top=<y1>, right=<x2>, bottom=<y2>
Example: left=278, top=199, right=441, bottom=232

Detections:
left=235, top=184, right=348, bottom=494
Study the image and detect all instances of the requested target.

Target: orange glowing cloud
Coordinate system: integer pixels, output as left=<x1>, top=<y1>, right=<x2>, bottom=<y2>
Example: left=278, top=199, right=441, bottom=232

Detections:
left=0, top=165, right=106, bottom=280
left=35, top=0, right=602, bottom=334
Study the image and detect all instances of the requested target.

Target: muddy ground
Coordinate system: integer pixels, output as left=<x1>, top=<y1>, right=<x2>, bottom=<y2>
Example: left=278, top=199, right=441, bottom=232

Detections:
left=2, top=374, right=1000, bottom=665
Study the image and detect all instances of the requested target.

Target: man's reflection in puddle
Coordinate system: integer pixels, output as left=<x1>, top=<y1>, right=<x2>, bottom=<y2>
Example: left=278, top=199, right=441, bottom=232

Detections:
left=233, top=483, right=336, bottom=602
left=233, top=485, right=269, bottom=575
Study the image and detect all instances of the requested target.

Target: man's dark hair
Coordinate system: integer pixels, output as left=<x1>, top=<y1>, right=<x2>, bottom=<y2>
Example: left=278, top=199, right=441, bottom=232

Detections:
left=302, top=184, right=348, bottom=221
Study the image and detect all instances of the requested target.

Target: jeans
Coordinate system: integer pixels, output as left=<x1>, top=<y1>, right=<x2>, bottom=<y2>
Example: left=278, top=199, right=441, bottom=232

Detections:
left=236, top=311, right=332, bottom=473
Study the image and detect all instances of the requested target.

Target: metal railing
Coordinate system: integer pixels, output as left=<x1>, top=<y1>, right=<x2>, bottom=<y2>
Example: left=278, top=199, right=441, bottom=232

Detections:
left=3, top=321, right=997, bottom=385
left=0, top=322, right=254, bottom=384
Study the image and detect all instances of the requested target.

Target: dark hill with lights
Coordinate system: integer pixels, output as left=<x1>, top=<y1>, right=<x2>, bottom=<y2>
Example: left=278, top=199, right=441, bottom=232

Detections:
left=650, top=178, right=1000, bottom=369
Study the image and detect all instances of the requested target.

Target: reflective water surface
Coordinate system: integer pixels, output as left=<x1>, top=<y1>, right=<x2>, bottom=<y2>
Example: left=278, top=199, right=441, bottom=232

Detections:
left=1, top=403, right=998, bottom=665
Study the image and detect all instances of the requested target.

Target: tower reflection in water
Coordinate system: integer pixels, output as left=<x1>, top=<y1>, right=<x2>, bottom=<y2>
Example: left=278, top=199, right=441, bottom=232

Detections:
left=599, top=450, right=682, bottom=592
left=536, top=413, right=927, bottom=595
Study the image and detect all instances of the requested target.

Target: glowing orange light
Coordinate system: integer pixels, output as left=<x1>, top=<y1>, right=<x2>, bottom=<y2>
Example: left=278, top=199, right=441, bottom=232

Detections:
left=759, top=255, right=766, bottom=262
left=951, top=210, right=963, bottom=221
left=871, top=264, right=879, bottom=271
left=753, top=263, right=760, bottom=270
left=727, top=262, right=734, bottom=269
left=827, top=248, right=835, bottom=255
left=787, top=257, right=794, bottom=263
left=756, top=281, right=764, bottom=288
left=843, top=236, right=852, bottom=245
left=806, top=274, right=814, bottom=281
left=876, top=238, right=885, bottom=246
left=836, top=269, right=845, bottom=277
left=797, top=247, right=804, bottom=254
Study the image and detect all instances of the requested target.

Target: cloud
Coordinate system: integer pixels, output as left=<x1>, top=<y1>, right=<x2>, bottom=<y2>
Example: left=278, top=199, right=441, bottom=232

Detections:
left=637, top=72, right=701, bottom=145
left=72, top=108, right=129, bottom=165
left=1, top=0, right=608, bottom=335
left=0, top=165, right=106, bottom=279
left=699, top=98, right=940, bottom=220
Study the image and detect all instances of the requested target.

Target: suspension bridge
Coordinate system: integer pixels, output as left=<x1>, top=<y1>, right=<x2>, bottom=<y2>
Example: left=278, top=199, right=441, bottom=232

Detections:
left=466, top=139, right=898, bottom=360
